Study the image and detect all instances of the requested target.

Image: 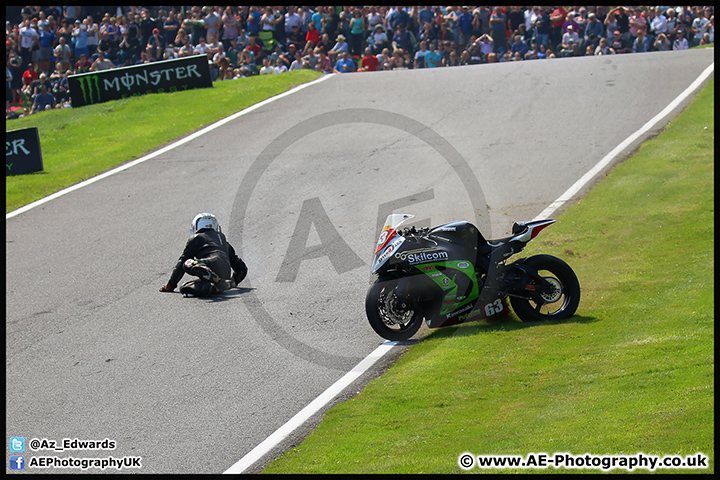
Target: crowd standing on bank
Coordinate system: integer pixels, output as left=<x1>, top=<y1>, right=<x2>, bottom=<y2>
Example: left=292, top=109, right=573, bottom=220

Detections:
left=6, top=5, right=714, bottom=117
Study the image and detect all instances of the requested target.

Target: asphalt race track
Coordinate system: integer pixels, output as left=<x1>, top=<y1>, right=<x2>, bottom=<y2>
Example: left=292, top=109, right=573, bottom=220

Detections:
left=6, top=48, right=714, bottom=474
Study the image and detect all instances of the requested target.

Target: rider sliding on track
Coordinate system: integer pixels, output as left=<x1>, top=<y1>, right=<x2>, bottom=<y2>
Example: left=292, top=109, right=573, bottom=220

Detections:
left=159, top=213, right=247, bottom=297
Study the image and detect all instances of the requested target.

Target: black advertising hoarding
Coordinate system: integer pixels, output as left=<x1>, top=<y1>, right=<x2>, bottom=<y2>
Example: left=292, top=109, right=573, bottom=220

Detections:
left=68, top=55, right=212, bottom=107
left=6, top=127, right=44, bottom=175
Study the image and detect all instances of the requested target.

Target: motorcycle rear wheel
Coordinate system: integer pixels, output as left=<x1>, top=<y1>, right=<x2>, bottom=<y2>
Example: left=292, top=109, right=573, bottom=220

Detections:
left=510, top=254, right=580, bottom=322
left=366, top=278, right=424, bottom=341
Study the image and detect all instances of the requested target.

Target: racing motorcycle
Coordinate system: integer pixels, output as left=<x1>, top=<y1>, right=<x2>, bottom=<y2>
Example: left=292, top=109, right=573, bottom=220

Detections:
left=366, top=214, right=580, bottom=341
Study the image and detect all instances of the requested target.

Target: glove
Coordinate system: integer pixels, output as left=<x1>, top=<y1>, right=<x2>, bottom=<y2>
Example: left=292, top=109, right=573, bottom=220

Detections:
left=159, top=283, right=175, bottom=292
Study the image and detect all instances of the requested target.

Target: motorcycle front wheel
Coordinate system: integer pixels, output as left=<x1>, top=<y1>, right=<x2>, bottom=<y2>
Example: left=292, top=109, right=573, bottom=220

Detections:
left=510, top=254, right=580, bottom=322
left=365, top=278, right=424, bottom=341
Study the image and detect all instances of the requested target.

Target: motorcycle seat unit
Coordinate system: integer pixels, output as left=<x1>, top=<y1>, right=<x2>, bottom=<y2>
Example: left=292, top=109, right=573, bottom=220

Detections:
left=487, top=220, right=556, bottom=247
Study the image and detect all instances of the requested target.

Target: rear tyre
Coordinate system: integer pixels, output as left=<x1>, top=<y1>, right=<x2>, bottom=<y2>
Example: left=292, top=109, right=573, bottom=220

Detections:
left=510, top=255, right=580, bottom=322
left=365, top=278, right=424, bottom=341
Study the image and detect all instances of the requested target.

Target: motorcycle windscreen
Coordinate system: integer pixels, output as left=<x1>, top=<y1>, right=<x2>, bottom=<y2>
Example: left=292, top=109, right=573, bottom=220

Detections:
left=375, top=213, right=414, bottom=254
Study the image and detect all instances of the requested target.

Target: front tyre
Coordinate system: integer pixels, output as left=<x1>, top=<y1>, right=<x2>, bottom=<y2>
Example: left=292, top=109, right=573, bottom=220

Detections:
left=510, top=255, right=580, bottom=322
left=365, top=278, right=423, bottom=341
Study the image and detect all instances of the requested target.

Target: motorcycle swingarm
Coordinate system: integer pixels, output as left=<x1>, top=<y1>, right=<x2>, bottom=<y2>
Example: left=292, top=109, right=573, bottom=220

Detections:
left=502, top=264, right=555, bottom=301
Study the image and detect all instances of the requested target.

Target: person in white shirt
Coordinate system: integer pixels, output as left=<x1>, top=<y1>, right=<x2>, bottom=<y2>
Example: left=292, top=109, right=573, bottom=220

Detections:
left=368, top=24, right=389, bottom=54
left=561, top=25, right=579, bottom=49
left=259, top=57, right=274, bottom=75
left=194, top=37, right=208, bottom=55
left=650, top=7, right=668, bottom=36
left=274, top=56, right=288, bottom=74
left=285, top=6, right=303, bottom=34
left=673, top=29, right=689, bottom=50
left=19, top=20, right=39, bottom=66
left=90, top=51, right=114, bottom=71
left=691, top=8, right=711, bottom=46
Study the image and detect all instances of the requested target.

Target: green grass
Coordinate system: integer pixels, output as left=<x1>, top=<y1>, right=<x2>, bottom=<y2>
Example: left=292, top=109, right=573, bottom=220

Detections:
left=5, top=69, right=322, bottom=213
left=261, top=79, right=714, bottom=474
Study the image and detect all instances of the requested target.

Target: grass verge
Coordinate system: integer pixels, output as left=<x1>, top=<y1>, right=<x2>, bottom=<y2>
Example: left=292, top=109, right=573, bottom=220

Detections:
left=260, top=79, right=714, bottom=474
left=5, top=69, right=322, bottom=214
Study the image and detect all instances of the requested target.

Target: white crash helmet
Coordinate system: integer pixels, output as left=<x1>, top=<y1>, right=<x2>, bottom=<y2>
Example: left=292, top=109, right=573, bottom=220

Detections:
left=191, top=212, right=220, bottom=234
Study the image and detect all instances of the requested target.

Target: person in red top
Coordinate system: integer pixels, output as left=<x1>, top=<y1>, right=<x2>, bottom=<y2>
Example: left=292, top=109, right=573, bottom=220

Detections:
left=20, top=63, right=38, bottom=104
left=306, top=22, right=320, bottom=47
left=73, top=53, right=92, bottom=74
left=245, top=34, right=262, bottom=63
left=21, top=63, right=37, bottom=88
left=549, top=6, right=567, bottom=54
left=358, top=47, right=380, bottom=71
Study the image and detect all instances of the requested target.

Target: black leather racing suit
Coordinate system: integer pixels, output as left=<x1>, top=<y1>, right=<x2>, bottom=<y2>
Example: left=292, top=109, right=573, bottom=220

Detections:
left=167, top=228, right=247, bottom=295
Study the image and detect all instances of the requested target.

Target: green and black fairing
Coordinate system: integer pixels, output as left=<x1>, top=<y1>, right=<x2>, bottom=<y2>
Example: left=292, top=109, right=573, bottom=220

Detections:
left=377, top=221, right=492, bottom=328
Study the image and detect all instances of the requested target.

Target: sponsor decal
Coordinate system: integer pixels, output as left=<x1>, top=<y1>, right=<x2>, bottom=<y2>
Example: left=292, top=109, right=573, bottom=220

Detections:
left=375, top=237, right=404, bottom=267
left=75, top=75, right=102, bottom=105
left=6, top=127, right=43, bottom=175
left=396, top=248, right=449, bottom=265
left=68, top=55, right=211, bottom=107
left=446, top=303, right=473, bottom=319
left=376, top=248, right=392, bottom=266
left=458, top=308, right=483, bottom=322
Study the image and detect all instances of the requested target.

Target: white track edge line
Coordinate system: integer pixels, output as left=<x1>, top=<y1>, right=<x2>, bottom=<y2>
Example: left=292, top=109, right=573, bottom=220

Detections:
left=534, top=62, right=714, bottom=222
left=6, top=74, right=333, bottom=220
left=223, top=341, right=397, bottom=474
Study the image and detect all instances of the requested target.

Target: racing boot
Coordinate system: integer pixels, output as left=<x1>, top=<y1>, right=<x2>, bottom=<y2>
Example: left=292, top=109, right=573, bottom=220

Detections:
left=179, top=279, right=214, bottom=297
left=214, top=278, right=236, bottom=293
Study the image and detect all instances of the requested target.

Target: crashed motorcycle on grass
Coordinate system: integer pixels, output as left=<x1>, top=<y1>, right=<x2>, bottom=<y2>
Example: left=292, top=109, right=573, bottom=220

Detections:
left=366, top=214, right=580, bottom=341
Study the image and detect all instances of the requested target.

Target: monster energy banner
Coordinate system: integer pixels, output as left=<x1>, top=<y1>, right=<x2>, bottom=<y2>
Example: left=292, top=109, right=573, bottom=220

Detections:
left=6, top=127, right=44, bottom=175
left=68, top=55, right=212, bottom=107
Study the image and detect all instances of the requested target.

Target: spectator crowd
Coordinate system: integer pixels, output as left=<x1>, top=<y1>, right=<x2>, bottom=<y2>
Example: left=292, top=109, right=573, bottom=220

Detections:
left=6, top=6, right=715, bottom=118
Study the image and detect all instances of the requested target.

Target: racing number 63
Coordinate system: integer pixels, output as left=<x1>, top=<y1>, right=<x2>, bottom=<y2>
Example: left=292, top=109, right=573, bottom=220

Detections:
left=484, top=298, right=504, bottom=317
